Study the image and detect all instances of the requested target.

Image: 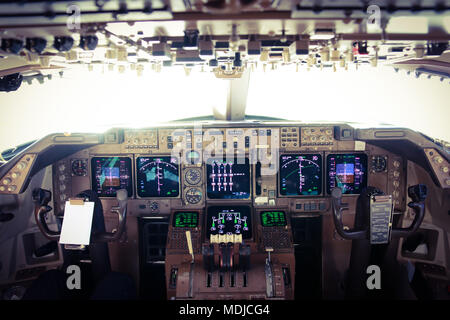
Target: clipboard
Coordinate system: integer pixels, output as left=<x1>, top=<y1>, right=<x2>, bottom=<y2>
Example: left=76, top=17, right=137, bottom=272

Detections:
left=59, top=198, right=95, bottom=247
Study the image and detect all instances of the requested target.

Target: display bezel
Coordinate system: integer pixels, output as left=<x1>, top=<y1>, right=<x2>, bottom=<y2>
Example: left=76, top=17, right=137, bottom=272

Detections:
left=326, top=153, right=368, bottom=195
left=278, top=153, right=324, bottom=197
left=90, top=156, right=133, bottom=198
left=260, top=211, right=287, bottom=227
left=135, top=155, right=181, bottom=199
left=172, top=211, right=200, bottom=228
left=205, top=205, right=253, bottom=240
left=205, top=157, right=252, bottom=201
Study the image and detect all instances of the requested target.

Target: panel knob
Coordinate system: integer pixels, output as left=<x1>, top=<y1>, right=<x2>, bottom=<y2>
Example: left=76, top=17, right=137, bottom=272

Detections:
left=17, top=161, right=28, bottom=170
left=433, top=156, right=443, bottom=164
left=11, top=172, right=20, bottom=179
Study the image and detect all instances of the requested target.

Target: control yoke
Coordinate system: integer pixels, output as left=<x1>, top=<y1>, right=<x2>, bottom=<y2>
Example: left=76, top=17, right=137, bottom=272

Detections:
left=330, top=188, right=366, bottom=240
left=32, top=188, right=129, bottom=243
left=331, top=185, right=427, bottom=241
left=32, top=188, right=60, bottom=241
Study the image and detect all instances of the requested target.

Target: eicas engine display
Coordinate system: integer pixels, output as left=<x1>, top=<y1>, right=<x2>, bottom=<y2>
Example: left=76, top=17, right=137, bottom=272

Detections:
left=326, top=153, right=368, bottom=194
left=279, top=154, right=322, bottom=196
left=91, top=157, right=133, bottom=197
left=136, top=156, right=180, bottom=198
left=206, top=158, right=250, bottom=199
left=207, top=206, right=252, bottom=239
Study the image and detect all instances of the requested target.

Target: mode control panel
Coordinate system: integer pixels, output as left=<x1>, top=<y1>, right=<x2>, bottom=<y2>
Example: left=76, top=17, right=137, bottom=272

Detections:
left=301, top=126, right=334, bottom=148
left=124, top=129, right=159, bottom=150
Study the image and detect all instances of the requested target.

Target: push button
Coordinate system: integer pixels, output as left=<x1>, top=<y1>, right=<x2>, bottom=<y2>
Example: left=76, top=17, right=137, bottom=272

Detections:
left=319, top=202, right=326, bottom=211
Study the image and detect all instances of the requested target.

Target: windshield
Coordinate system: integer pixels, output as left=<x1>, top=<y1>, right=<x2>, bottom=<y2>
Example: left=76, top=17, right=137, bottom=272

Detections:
left=247, top=67, right=450, bottom=139
left=1, top=64, right=448, bottom=152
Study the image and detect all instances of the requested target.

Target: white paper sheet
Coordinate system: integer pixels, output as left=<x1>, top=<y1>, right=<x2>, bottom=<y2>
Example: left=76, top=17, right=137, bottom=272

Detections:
left=59, top=201, right=95, bottom=245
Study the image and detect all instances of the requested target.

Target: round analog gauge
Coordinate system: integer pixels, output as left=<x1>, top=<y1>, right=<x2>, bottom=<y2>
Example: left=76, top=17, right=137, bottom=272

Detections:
left=71, top=159, right=88, bottom=176
left=185, top=188, right=202, bottom=204
left=185, top=168, right=202, bottom=185
left=371, top=156, right=387, bottom=173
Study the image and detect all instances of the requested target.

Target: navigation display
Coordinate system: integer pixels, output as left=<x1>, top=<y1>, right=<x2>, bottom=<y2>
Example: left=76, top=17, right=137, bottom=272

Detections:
left=136, top=156, right=180, bottom=198
left=206, top=206, right=252, bottom=239
left=260, top=211, right=287, bottom=227
left=91, top=157, right=132, bottom=197
left=206, top=158, right=250, bottom=199
left=327, top=153, right=368, bottom=194
left=279, top=154, right=322, bottom=196
left=173, top=212, right=199, bottom=228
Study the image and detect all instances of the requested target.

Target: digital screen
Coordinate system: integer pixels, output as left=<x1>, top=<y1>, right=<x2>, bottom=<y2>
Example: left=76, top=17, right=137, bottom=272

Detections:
left=91, top=157, right=132, bottom=197
left=206, top=206, right=252, bottom=239
left=173, top=212, right=199, bottom=228
left=260, top=211, right=287, bottom=227
left=206, top=158, right=250, bottom=199
left=136, top=156, right=180, bottom=198
left=327, top=154, right=368, bottom=194
left=279, top=154, right=322, bottom=196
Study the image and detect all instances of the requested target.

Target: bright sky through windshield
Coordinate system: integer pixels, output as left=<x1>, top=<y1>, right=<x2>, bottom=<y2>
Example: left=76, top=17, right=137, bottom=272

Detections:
left=0, top=65, right=449, bottom=152
left=0, top=67, right=228, bottom=151
left=247, top=66, right=449, bottom=141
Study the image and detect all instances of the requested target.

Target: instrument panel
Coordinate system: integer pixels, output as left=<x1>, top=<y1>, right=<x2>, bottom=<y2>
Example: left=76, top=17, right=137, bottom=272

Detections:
left=87, top=152, right=371, bottom=200
left=46, top=124, right=409, bottom=217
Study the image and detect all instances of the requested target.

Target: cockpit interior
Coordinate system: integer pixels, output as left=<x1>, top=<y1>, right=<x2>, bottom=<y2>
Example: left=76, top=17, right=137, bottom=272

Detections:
left=0, top=0, right=449, bottom=304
